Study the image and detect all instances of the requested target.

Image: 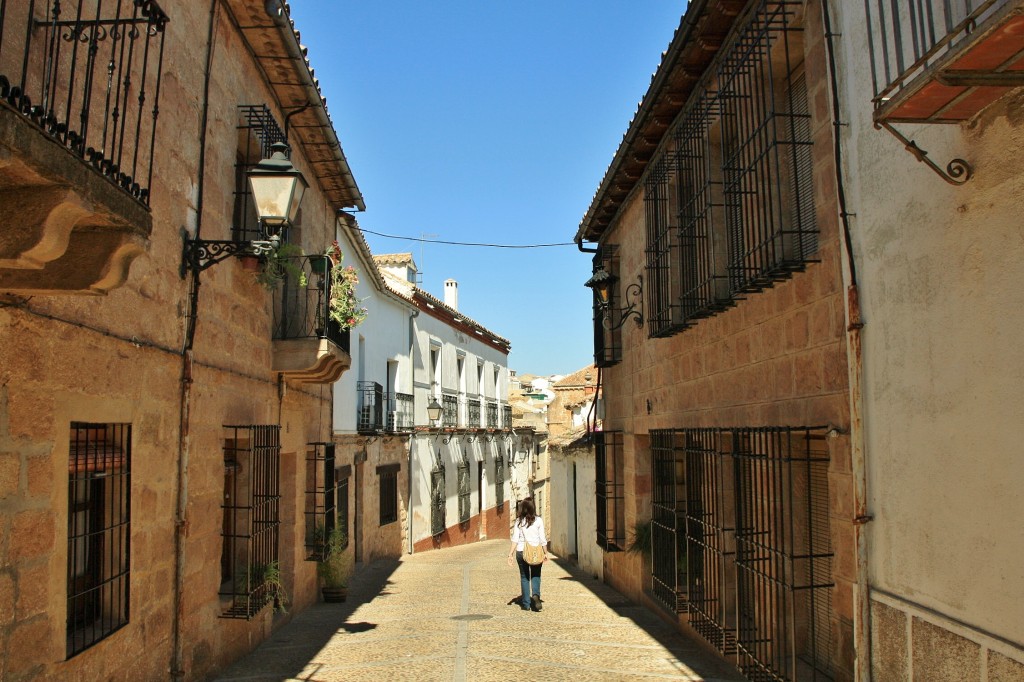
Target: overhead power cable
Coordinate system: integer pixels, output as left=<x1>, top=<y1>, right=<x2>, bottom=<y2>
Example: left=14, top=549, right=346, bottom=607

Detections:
left=356, top=227, right=575, bottom=249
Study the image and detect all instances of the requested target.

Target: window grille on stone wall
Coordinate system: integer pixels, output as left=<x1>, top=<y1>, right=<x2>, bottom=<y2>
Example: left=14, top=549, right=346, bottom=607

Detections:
left=495, top=449, right=505, bottom=508
left=502, top=404, right=512, bottom=428
left=640, top=0, right=818, bottom=341
left=468, top=398, right=481, bottom=428
left=304, top=442, right=336, bottom=561
left=443, top=393, right=459, bottom=428
left=336, top=465, right=350, bottom=550
left=650, top=425, right=836, bottom=680
left=486, top=401, right=499, bottom=428
left=378, top=463, right=399, bottom=526
left=596, top=430, right=625, bottom=551
left=718, top=0, right=817, bottom=295
left=651, top=430, right=689, bottom=613
left=592, top=244, right=623, bottom=367
left=66, top=422, right=131, bottom=658
left=220, top=425, right=281, bottom=619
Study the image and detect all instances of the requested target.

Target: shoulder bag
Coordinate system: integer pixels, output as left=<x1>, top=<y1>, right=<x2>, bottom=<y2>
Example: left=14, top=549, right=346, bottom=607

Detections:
left=521, top=524, right=545, bottom=565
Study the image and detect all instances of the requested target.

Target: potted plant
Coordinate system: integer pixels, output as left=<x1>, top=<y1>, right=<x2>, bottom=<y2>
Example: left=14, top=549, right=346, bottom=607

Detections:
left=236, top=560, right=289, bottom=614
left=317, top=525, right=352, bottom=603
left=255, top=242, right=305, bottom=290
left=325, top=241, right=368, bottom=330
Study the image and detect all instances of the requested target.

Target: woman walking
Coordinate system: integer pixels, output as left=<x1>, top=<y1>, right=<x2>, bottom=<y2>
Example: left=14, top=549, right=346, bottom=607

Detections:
left=507, top=497, right=547, bottom=612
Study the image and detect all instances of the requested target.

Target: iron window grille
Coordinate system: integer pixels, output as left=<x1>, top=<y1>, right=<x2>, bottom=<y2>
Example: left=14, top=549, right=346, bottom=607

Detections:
left=220, top=425, right=282, bottom=620
left=494, top=449, right=505, bottom=509
left=390, top=392, right=414, bottom=432
left=467, top=398, right=481, bottom=428
left=596, top=430, right=626, bottom=551
left=675, top=87, right=734, bottom=325
left=502, top=404, right=512, bottom=428
left=0, top=1, right=169, bottom=205
left=66, top=422, right=131, bottom=659
left=442, top=392, right=459, bottom=428
left=457, top=450, right=471, bottom=525
left=651, top=430, right=689, bottom=614
left=303, top=442, right=335, bottom=561
left=650, top=426, right=836, bottom=680
left=718, top=0, right=817, bottom=296
left=273, top=255, right=351, bottom=352
left=358, top=381, right=385, bottom=433
left=645, top=153, right=686, bottom=337
left=430, top=452, right=446, bottom=536
left=486, top=401, right=499, bottom=429
left=378, top=464, right=399, bottom=526
left=593, top=244, right=623, bottom=367
left=336, top=465, right=350, bottom=551
left=233, top=105, right=287, bottom=243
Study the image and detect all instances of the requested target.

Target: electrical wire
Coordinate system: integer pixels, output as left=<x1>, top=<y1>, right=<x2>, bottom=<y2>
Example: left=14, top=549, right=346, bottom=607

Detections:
left=356, top=227, right=575, bottom=249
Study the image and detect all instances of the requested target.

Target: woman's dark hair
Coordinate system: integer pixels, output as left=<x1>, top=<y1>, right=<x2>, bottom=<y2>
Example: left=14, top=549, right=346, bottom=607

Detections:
left=517, top=497, right=536, bottom=528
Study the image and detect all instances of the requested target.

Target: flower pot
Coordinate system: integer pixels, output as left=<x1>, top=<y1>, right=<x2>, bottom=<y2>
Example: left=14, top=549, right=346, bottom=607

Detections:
left=322, top=586, right=347, bottom=603
left=310, top=257, right=329, bottom=274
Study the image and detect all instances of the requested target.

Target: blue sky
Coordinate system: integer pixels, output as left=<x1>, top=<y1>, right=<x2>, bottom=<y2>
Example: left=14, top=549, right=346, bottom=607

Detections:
left=287, top=2, right=683, bottom=376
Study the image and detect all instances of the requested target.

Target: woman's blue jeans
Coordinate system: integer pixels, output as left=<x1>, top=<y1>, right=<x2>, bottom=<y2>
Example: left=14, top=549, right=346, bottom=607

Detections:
left=515, top=551, right=541, bottom=608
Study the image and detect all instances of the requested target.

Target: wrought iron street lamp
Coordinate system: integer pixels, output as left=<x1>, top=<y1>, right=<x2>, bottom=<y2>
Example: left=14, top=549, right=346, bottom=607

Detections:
left=585, top=265, right=643, bottom=330
left=182, top=141, right=308, bottom=275
left=426, top=398, right=443, bottom=424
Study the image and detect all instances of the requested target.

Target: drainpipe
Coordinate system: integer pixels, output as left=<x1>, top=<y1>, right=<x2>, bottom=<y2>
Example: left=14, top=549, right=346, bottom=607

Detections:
left=407, top=308, right=419, bottom=555
left=171, top=1, right=220, bottom=678
left=822, top=1, right=872, bottom=679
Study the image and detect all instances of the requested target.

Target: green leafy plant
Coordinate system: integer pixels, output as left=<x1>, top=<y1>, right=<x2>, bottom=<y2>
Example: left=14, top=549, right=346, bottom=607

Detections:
left=325, top=241, right=368, bottom=330
left=627, top=518, right=653, bottom=557
left=316, top=525, right=352, bottom=589
left=255, top=242, right=305, bottom=290
left=236, top=560, right=289, bottom=614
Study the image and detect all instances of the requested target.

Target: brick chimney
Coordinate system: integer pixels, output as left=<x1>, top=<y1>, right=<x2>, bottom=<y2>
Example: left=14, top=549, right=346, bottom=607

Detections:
left=444, top=279, right=458, bottom=310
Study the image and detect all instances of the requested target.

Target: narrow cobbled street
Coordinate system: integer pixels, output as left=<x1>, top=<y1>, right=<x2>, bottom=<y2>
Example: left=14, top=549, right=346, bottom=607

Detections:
left=216, top=540, right=743, bottom=682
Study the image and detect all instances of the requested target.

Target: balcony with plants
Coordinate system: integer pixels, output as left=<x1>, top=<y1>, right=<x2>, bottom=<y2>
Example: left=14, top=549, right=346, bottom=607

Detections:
left=0, top=0, right=168, bottom=294
left=271, top=249, right=358, bottom=383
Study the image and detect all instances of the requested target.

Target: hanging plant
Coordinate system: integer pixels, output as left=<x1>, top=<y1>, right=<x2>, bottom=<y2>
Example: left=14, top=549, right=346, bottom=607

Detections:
left=326, top=241, right=368, bottom=330
left=254, top=242, right=305, bottom=290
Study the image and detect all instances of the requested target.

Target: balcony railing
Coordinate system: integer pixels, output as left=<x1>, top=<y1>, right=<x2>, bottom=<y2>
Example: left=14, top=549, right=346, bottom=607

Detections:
left=867, top=0, right=1024, bottom=122
left=390, top=392, right=414, bottom=432
left=502, top=404, right=512, bottom=428
left=0, top=0, right=169, bottom=205
left=486, top=402, right=498, bottom=429
left=442, top=393, right=458, bottom=428
left=273, top=255, right=351, bottom=353
left=467, top=399, right=481, bottom=428
left=357, top=381, right=384, bottom=434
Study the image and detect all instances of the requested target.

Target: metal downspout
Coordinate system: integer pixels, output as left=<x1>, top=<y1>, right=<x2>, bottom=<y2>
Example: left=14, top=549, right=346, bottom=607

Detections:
left=171, top=1, right=220, bottom=678
left=822, top=1, right=872, bottom=678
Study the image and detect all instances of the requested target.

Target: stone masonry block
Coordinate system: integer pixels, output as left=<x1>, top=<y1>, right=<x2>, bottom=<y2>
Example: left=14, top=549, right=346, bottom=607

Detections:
left=8, top=616, right=53, bottom=677
left=14, top=564, right=48, bottom=619
left=9, top=509, right=55, bottom=561
left=0, top=453, right=19, bottom=498
left=988, top=650, right=1024, bottom=681
left=0, top=571, right=14, bottom=626
left=25, top=455, right=52, bottom=498
left=912, top=617, right=981, bottom=682
left=871, top=600, right=909, bottom=682
left=786, top=310, right=810, bottom=352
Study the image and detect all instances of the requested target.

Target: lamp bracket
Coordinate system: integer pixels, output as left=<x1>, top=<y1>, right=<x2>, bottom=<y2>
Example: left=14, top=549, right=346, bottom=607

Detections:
left=180, top=236, right=277, bottom=277
left=602, top=274, right=644, bottom=330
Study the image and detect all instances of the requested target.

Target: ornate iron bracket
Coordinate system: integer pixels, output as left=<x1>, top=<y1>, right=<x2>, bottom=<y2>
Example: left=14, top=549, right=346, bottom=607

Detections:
left=180, top=235, right=277, bottom=277
left=602, top=274, right=644, bottom=330
left=876, top=121, right=971, bottom=186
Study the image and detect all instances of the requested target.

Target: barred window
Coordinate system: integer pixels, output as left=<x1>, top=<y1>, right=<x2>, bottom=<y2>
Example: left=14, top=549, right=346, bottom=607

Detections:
left=457, top=451, right=471, bottom=524
left=220, top=425, right=281, bottom=619
left=719, top=1, right=817, bottom=295
left=67, top=422, right=131, bottom=658
left=378, top=464, right=399, bottom=526
left=651, top=430, right=688, bottom=614
left=596, top=430, right=625, bottom=551
left=430, top=454, right=446, bottom=536
left=442, top=393, right=458, bottom=428
left=494, top=450, right=505, bottom=509
left=645, top=155, right=685, bottom=337
left=304, top=443, right=336, bottom=561
left=650, top=426, right=835, bottom=679
left=592, top=245, right=622, bottom=367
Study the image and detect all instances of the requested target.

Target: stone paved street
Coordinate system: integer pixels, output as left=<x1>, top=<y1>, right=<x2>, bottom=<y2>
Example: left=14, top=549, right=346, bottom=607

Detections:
left=216, top=540, right=744, bottom=682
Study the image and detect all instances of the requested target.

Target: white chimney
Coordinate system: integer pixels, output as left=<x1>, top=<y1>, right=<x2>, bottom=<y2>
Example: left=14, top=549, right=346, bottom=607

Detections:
left=444, top=279, right=458, bottom=310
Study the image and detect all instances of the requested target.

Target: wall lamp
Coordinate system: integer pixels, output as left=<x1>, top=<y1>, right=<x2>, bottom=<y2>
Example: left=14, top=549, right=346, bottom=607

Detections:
left=182, top=141, right=308, bottom=275
left=585, top=265, right=643, bottom=330
left=426, top=398, right=443, bottom=424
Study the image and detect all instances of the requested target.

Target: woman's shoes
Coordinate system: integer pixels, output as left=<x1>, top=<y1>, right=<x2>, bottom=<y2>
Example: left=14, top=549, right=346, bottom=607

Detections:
left=530, top=594, right=542, bottom=612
